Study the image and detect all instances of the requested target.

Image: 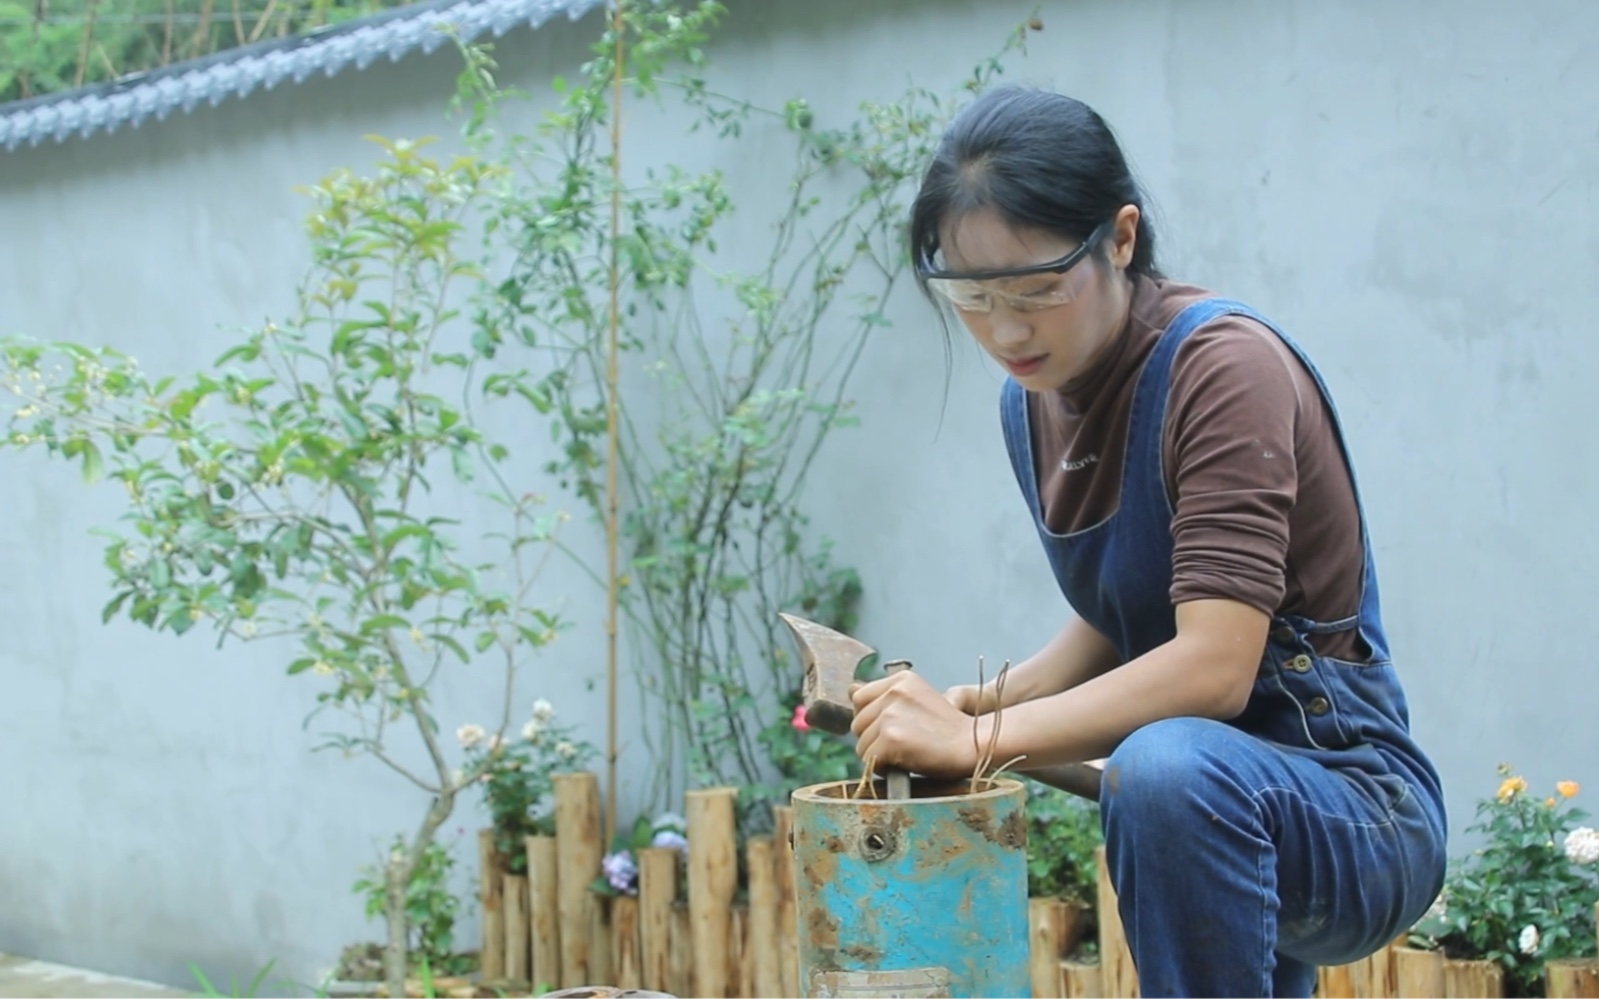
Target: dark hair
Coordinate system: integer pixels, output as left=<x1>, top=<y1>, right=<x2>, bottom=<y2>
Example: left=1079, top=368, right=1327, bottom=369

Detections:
left=909, top=85, right=1162, bottom=288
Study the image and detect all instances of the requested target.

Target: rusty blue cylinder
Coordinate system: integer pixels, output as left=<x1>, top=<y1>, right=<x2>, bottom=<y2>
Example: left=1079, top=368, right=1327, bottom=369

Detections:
left=791, top=776, right=1032, bottom=998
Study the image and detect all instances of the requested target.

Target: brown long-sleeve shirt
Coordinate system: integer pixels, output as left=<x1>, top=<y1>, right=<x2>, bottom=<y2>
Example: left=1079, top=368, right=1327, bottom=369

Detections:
left=1027, top=276, right=1370, bottom=661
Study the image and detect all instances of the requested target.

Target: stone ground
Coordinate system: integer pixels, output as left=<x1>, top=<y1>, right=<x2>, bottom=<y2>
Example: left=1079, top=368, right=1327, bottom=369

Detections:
left=0, top=955, right=189, bottom=998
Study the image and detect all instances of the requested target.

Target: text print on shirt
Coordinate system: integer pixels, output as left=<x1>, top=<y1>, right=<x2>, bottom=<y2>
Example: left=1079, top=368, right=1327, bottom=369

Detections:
left=1060, top=453, right=1099, bottom=472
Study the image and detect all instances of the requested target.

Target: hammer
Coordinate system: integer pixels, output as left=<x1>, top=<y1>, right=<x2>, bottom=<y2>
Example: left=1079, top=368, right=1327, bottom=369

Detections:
left=777, top=612, right=913, bottom=800
left=779, top=612, right=1110, bottom=802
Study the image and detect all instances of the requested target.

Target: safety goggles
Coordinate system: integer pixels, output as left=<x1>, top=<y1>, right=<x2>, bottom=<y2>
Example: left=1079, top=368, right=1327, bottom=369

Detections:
left=918, top=222, right=1110, bottom=314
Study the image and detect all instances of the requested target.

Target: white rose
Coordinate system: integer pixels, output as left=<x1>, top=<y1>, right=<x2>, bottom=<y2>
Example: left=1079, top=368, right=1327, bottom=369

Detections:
left=456, top=723, right=486, bottom=749
left=1564, top=826, right=1599, bottom=865
left=521, top=720, right=542, bottom=742
left=1519, top=924, right=1540, bottom=956
left=556, top=741, right=577, bottom=761
left=532, top=699, right=555, bottom=723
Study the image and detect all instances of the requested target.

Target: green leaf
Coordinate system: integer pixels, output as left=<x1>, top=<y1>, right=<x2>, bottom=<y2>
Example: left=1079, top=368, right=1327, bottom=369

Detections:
left=79, top=441, right=104, bottom=484
left=432, top=634, right=469, bottom=663
left=100, top=591, right=132, bottom=624
left=474, top=631, right=496, bottom=653
left=288, top=658, right=315, bottom=675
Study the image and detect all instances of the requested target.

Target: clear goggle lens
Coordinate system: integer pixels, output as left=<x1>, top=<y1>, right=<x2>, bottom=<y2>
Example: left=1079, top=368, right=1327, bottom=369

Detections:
left=926, top=273, right=1085, bottom=314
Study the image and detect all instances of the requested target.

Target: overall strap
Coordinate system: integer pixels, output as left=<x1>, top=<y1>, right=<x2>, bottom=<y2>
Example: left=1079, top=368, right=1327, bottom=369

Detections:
left=1121, top=298, right=1251, bottom=523
left=999, top=376, right=1040, bottom=516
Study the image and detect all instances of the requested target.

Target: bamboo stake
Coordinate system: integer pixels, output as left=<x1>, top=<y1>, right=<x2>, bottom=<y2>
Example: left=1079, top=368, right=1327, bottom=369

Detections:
left=1546, top=959, right=1599, bottom=999
left=189, top=0, right=213, bottom=59
left=1444, top=958, right=1504, bottom=998
left=747, top=837, right=780, bottom=998
left=161, top=0, right=174, bottom=63
left=73, top=0, right=99, bottom=87
left=773, top=806, right=798, bottom=999
left=246, top=0, right=281, bottom=43
left=1029, top=898, right=1069, bottom=999
left=478, top=830, right=505, bottom=981
left=503, top=874, right=530, bottom=983
left=1394, top=946, right=1444, bottom=998
left=638, top=847, right=677, bottom=993
left=1095, top=846, right=1138, bottom=998
left=1060, top=960, right=1103, bottom=999
left=526, top=835, right=562, bottom=991
left=669, top=903, right=694, bottom=999
left=555, top=772, right=603, bottom=988
left=18, top=0, right=44, bottom=97
left=611, top=896, right=642, bottom=990
left=687, top=787, right=738, bottom=998
left=601, top=0, right=624, bottom=853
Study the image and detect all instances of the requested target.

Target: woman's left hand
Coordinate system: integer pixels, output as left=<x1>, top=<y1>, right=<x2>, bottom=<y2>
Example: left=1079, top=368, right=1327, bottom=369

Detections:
left=851, top=670, right=982, bottom=780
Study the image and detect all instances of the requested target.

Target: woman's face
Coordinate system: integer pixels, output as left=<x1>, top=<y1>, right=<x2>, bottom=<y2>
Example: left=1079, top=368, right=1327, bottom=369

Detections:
left=936, top=205, right=1139, bottom=392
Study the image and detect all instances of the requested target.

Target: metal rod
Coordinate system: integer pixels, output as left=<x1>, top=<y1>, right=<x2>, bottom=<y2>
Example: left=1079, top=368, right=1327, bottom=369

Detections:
left=883, top=660, right=912, bottom=800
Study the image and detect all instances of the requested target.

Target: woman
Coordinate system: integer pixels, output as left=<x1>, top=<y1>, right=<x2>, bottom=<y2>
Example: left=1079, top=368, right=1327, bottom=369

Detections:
left=848, top=85, right=1447, bottom=997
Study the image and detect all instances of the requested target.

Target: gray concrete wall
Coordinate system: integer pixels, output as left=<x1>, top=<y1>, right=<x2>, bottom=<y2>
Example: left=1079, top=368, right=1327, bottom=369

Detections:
left=0, top=0, right=1595, bottom=989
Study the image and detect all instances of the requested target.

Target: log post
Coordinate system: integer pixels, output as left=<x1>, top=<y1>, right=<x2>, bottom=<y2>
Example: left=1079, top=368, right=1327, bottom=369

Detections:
left=503, top=873, right=530, bottom=983
left=554, top=772, right=603, bottom=988
left=1444, top=958, right=1504, bottom=997
left=1095, top=846, right=1138, bottom=998
left=638, top=847, right=678, bottom=993
left=1318, top=963, right=1355, bottom=999
left=590, top=901, right=613, bottom=987
left=1546, top=960, right=1599, bottom=999
left=526, top=835, right=562, bottom=991
left=730, top=905, right=750, bottom=999
left=1029, top=898, right=1068, bottom=999
left=1059, top=960, right=1103, bottom=999
left=611, top=896, right=642, bottom=990
left=1394, top=946, right=1445, bottom=998
left=1352, top=938, right=1398, bottom=997
left=773, top=805, right=799, bottom=999
left=687, top=787, right=738, bottom=999
left=478, top=829, right=506, bottom=981
left=747, top=836, right=781, bottom=998
left=669, top=902, right=694, bottom=999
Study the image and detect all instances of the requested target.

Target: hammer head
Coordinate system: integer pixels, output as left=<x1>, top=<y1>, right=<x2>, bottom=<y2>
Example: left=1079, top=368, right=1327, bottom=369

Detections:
left=777, top=612, right=875, bottom=735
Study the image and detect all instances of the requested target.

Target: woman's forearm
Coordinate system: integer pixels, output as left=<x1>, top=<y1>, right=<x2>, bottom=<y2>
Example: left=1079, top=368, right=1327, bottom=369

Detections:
left=978, top=599, right=1266, bottom=768
left=977, top=615, right=1122, bottom=710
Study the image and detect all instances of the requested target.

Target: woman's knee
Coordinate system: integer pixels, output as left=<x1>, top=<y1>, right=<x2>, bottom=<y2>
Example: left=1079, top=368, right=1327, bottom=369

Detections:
left=1101, top=717, right=1253, bottom=820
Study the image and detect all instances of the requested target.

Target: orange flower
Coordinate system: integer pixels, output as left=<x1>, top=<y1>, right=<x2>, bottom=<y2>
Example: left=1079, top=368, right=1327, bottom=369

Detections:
left=1547, top=798, right=1558, bottom=809
left=1498, top=775, right=1528, bottom=802
left=1557, top=780, right=1580, bottom=798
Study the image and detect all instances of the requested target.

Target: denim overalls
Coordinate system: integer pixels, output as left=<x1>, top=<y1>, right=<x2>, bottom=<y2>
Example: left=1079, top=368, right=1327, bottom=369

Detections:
left=1000, top=298, right=1447, bottom=997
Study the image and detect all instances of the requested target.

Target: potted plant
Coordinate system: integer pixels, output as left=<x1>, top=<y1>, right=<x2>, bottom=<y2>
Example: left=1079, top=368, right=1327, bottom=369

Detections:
left=325, top=836, right=475, bottom=996
left=1406, top=764, right=1599, bottom=997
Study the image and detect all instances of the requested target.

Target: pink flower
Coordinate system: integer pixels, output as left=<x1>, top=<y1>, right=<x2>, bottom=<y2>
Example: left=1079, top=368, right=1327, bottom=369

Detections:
left=791, top=704, right=810, bottom=732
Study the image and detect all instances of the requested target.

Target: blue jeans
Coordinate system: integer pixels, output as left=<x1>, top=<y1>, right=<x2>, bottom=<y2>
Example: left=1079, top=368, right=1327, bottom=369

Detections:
left=1099, top=718, right=1446, bottom=998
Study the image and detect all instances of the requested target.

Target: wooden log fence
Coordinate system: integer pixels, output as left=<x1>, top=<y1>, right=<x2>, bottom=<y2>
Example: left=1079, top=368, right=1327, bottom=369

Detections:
left=475, top=774, right=1599, bottom=999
